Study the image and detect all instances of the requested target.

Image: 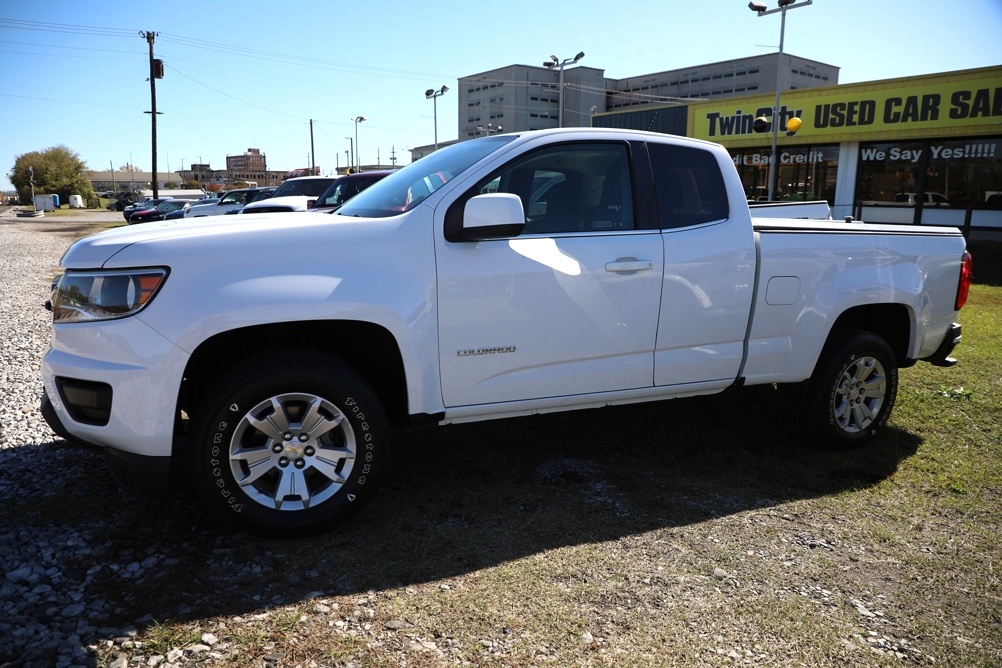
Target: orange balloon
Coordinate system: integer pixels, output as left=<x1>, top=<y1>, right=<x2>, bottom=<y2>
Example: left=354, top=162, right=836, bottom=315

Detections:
left=787, top=117, right=803, bottom=132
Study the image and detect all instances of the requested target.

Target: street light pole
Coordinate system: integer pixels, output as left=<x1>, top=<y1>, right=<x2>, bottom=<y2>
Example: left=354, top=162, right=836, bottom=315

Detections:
left=345, top=137, right=353, bottom=172
left=425, top=85, right=448, bottom=151
left=749, top=0, right=811, bottom=201
left=543, top=51, right=584, bottom=128
left=353, top=116, right=366, bottom=172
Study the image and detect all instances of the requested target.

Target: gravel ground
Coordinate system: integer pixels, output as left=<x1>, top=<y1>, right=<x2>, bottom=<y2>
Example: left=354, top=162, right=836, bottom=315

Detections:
left=0, top=211, right=115, bottom=667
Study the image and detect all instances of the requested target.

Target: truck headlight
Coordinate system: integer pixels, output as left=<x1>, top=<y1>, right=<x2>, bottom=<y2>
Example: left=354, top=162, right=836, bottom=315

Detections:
left=50, top=268, right=168, bottom=323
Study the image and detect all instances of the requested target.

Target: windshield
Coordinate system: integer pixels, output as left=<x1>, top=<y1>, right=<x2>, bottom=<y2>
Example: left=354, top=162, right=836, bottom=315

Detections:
left=335, top=135, right=517, bottom=218
left=270, top=177, right=337, bottom=198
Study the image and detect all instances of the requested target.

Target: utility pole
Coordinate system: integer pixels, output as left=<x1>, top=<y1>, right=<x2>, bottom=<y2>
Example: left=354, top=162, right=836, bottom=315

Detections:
left=310, top=119, right=316, bottom=175
left=141, top=30, right=163, bottom=198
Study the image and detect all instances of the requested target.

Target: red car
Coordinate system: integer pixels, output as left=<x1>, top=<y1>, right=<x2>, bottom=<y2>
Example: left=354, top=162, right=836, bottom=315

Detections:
left=123, top=198, right=171, bottom=222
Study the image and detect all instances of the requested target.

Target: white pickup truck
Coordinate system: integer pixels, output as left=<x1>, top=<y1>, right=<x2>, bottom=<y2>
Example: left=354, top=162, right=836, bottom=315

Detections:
left=184, top=187, right=267, bottom=217
left=41, top=128, right=972, bottom=536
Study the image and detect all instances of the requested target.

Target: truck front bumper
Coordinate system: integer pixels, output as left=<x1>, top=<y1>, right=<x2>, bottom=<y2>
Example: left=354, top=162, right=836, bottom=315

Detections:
left=41, top=388, right=172, bottom=499
left=40, top=316, right=188, bottom=499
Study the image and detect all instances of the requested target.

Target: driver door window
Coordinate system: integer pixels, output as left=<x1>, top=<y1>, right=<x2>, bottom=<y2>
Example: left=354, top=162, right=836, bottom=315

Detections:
left=479, top=143, right=635, bottom=234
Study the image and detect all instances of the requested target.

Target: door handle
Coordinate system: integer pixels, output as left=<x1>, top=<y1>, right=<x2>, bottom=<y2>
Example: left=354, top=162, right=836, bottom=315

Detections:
left=605, top=258, right=654, bottom=274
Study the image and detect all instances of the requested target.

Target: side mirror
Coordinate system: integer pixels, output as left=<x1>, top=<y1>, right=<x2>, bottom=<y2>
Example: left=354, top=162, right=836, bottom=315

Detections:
left=306, top=199, right=317, bottom=209
left=461, top=193, right=525, bottom=241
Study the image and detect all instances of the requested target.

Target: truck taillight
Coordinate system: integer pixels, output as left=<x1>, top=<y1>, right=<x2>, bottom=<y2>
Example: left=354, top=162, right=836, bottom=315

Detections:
left=955, top=251, right=972, bottom=310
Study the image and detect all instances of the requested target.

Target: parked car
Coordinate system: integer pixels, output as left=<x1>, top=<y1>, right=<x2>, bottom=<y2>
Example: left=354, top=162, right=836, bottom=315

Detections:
left=130, top=199, right=195, bottom=224
left=894, top=192, right=950, bottom=206
left=249, top=187, right=277, bottom=202
left=164, top=195, right=221, bottom=220
left=123, top=198, right=172, bottom=222
left=114, top=195, right=141, bottom=211
left=312, top=171, right=395, bottom=212
left=864, top=192, right=951, bottom=207
left=224, top=187, right=277, bottom=214
left=239, top=176, right=337, bottom=214
left=185, top=189, right=263, bottom=217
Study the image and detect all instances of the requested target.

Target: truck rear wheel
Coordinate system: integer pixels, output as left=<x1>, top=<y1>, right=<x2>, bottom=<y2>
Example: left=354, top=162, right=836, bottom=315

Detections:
left=190, top=350, right=385, bottom=536
left=805, top=330, right=898, bottom=450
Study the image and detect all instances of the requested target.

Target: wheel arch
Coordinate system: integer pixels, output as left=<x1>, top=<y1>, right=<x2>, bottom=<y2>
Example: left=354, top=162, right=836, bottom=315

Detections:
left=823, top=302, right=912, bottom=367
left=176, top=320, right=409, bottom=438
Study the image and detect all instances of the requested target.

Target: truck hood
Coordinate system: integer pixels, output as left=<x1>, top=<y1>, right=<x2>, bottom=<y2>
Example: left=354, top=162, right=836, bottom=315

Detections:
left=60, top=211, right=394, bottom=268
left=241, top=195, right=314, bottom=212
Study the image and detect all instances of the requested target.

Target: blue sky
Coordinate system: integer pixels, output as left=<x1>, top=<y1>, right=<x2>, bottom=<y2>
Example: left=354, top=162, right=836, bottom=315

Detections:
left=2, top=0, right=1001, bottom=192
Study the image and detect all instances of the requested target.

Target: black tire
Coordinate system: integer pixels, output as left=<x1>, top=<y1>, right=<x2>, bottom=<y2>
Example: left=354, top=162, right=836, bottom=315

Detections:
left=805, top=329, right=898, bottom=450
left=190, top=350, right=386, bottom=536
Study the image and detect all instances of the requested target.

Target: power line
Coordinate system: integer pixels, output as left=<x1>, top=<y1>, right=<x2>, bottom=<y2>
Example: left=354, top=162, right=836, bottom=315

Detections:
left=0, top=37, right=144, bottom=55
left=0, top=18, right=137, bottom=38
left=165, top=64, right=307, bottom=121
left=0, top=18, right=458, bottom=82
left=0, top=91, right=139, bottom=111
left=156, top=32, right=453, bottom=81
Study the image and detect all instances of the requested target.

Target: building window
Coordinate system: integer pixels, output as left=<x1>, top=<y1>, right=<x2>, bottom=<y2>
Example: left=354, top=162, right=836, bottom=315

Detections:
left=730, top=144, right=839, bottom=203
left=858, top=137, right=1002, bottom=207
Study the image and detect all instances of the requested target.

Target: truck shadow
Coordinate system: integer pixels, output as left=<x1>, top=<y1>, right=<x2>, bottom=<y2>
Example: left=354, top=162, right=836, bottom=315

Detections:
left=3, top=385, right=919, bottom=664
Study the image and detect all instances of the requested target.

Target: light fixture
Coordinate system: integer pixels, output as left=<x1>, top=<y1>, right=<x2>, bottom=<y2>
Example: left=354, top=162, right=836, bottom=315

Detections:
left=425, top=86, right=449, bottom=151
left=353, top=116, right=366, bottom=173
left=541, top=52, right=585, bottom=128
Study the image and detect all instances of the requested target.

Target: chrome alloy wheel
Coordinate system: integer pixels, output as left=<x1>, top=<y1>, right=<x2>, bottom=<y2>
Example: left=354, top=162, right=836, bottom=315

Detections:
left=831, top=355, right=887, bottom=433
left=228, top=392, right=356, bottom=510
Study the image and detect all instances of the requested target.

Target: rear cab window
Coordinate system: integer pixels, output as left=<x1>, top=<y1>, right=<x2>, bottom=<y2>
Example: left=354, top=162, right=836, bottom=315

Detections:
left=648, top=142, right=729, bottom=229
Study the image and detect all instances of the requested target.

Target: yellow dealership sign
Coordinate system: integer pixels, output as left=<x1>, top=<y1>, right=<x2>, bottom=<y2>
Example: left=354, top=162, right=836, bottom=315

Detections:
left=688, top=66, right=1002, bottom=147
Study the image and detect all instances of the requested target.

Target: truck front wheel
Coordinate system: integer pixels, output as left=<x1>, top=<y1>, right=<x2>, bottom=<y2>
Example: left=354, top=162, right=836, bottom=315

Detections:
left=190, top=350, right=386, bottom=536
left=805, top=330, right=898, bottom=449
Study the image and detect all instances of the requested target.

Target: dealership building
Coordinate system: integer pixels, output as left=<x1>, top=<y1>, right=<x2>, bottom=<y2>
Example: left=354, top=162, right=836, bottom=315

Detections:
left=595, top=64, right=1002, bottom=228
left=428, top=57, right=1001, bottom=230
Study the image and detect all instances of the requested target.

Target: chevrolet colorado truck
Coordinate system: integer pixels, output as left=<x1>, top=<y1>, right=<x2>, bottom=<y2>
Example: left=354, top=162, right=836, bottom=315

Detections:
left=41, top=128, right=972, bottom=536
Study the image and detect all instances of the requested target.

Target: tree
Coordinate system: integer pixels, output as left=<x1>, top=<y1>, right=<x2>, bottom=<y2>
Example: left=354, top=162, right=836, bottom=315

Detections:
left=118, top=163, right=142, bottom=172
left=183, top=178, right=202, bottom=190
left=8, top=146, right=94, bottom=205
